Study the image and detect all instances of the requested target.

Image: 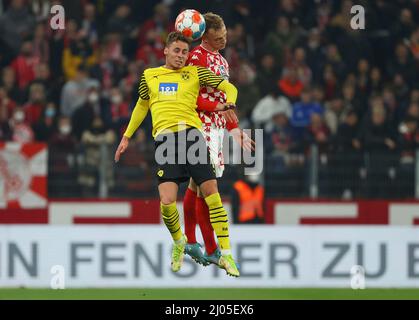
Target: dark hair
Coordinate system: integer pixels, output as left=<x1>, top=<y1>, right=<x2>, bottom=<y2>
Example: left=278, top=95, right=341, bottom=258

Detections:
left=165, top=31, right=191, bottom=47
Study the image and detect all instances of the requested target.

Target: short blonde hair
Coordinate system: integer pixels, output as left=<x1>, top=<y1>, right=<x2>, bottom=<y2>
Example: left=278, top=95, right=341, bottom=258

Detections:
left=203, top=12, right=225, bottom=33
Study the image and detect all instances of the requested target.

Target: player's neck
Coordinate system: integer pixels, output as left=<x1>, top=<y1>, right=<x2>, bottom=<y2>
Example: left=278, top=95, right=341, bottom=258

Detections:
left=200, top=42, right=218, bottom=54
left=163, top=64, right=180, bottom=70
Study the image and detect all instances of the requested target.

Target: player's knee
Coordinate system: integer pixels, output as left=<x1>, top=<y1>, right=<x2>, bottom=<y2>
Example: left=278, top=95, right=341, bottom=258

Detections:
left=199, top=179, right=218, bottom=198
left=160, top=195, right=177, bottom=205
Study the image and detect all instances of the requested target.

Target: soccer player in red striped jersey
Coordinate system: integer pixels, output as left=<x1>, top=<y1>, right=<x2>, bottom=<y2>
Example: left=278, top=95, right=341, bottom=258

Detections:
left=183, top=12, right=254, bottom=267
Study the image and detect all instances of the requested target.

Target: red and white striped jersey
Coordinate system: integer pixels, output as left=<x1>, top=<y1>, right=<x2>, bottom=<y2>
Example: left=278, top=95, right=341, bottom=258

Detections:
left=187, top=44, right=230, bottom=129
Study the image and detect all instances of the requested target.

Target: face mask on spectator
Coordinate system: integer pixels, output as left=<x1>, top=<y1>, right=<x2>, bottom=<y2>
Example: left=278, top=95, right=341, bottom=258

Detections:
left=14, top=111, right=25, bottom=122
left=59, top=125, right=71, bottom=135
left=45, top=108, right=56, bottom=118
left=88, top=92, right=99, bottom=104
left=111, top=95, right=122, bottom=104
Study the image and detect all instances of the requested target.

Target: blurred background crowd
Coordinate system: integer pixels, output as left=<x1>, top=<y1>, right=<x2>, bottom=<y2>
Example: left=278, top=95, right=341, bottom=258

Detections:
left=1, top=0, right=419, bottom=201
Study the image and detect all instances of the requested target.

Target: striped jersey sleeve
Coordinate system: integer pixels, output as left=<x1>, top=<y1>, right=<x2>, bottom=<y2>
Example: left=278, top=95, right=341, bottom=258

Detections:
left=138, top=73, right=150, bottom=100
left=196, top=66, right=224, bottom=88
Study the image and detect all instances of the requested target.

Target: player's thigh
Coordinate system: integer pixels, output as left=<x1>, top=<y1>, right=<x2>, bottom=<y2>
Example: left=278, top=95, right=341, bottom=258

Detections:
left=188, top=178, right=198, bottom=192
left=154, top=131, right=189, bottom=187
left=185, top=128, right=216, bottom=187
left=205, top=127, right=225, bottom=178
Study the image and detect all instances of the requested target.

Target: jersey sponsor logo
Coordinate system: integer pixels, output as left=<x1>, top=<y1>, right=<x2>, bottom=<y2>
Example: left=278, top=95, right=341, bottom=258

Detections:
left=218, top=65, right=229, bottom=79
left=158, top=83, right=178, bottom=101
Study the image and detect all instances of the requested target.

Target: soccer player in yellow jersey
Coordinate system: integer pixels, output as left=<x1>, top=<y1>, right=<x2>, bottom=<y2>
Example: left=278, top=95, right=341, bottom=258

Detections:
left=114, top=32, right=240, bottom=277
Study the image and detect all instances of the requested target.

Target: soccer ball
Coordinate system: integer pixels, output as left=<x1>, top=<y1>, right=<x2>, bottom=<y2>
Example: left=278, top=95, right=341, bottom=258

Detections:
left=175, top=9, right=206, bottom=41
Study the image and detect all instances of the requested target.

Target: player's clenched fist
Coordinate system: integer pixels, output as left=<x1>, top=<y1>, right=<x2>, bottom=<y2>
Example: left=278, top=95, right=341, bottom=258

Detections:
left=114, top=136, right=129, bottom=162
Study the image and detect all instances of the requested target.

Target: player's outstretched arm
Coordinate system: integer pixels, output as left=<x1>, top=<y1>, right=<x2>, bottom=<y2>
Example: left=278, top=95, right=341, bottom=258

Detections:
left=114, top=136, right=129, bottom=162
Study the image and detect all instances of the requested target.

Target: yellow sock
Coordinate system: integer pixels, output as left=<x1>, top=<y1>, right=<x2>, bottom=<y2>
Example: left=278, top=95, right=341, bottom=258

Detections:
left=204, top=193, right=231, bottom=251
left=161, top=202, right=183, bottom=241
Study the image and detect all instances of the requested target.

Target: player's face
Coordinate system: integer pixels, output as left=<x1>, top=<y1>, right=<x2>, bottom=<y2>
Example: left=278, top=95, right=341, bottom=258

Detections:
left=164, top=41, right=189, bottom=69
left=203, top=26, right=227, bottom=51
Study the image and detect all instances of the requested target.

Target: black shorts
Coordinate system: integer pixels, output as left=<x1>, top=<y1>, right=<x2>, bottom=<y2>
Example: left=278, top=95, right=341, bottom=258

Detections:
left=154, top=128, right=216, bottom=186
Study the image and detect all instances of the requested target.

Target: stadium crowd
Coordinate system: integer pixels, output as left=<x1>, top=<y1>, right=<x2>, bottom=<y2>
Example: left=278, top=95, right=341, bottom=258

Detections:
left=1, top=0, right=419, bottom=199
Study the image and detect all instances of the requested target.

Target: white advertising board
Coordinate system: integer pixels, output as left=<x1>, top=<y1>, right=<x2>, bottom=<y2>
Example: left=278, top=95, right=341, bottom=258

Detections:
left=0, top=226, right=418, bottom=288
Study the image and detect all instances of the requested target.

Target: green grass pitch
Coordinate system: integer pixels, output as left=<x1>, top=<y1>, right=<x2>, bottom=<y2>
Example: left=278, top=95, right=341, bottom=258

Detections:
left=0, top=288, right=418, bottom=300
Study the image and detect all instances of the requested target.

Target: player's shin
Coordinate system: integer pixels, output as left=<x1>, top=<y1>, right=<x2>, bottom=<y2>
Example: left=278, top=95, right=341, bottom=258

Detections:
left=183, top=188, right=197, bottom=243
left=196, top=196, right=218, bottom=255
left=161, top=202, right=183, bottom=242
left=204, top=192, right=231, bottom=254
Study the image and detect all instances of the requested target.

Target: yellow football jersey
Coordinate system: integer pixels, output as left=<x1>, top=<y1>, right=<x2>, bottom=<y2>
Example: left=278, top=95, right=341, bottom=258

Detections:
left=124, top=65, right=236, bottom=139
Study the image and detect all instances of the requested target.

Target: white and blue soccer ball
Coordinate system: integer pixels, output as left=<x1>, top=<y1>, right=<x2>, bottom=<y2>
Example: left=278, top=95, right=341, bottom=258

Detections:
left=175, top=9, right=206, bottom=41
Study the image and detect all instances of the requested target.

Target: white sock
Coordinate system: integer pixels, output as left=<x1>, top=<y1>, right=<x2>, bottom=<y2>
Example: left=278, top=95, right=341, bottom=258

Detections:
left=221, top=249, right=231, bottom=256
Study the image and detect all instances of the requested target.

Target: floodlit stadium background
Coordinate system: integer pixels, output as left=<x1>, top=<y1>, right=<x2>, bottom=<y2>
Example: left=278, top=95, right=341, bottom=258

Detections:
left=1, top=0, right=419, bottom=299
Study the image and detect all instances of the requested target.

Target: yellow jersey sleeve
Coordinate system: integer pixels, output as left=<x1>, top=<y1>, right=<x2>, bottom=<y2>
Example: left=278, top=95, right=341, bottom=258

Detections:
left=138, top=73, right=150, bottom=100
left=123, top=98, right=149, bottom=138
left=197, top=66, right=224, bottom=88
left=123, top=73, right=150, bottom=138
left=196, top=66, right=238, bottom=104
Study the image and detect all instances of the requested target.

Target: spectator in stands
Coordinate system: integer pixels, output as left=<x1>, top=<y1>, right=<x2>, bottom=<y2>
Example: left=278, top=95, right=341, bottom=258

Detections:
left=392, top=8, right=416, bottom=42
left=0, top=86, right=16, bottom=118
left=33, top=102, right=57, bottom=142
left=235, top=59, right=259, bottom=120
left=31, top=63, right=58, bottom=103
left=48, top=115, right=79, bottom=197
left=23, top=82, right=46, bottom=126
left=357, top=102, right=398, bottom=198
left=278, top=66, right=304, bottom=102
left=356, top=58, right=370, bottom=100
left=32, top=23, right=49, bottom=64
left=303, top=112, right=331, bottom=155
left=387, top=42, right=414, bottom=84
left=0, top=0, right=36, bottom=57
left=288, top=47, right=312, bottom=86
left=368, top=67, right=383, bottom=96
left=79, top=115, right=116, bottom=196
left=135, top=29, right=165, bottom=67
left=320, top=44, right=347, bottom=82
left=10, top=106, right=34, bottom=143
left=252, top=85, right=291, bottom=129
left=254, top=53, right=279, bottom=97
left=62, top=19, right=97, bottom=80
left=398, top=115, right=419, bottom=165
left=265, top=108, right=298, bottom=171
left=321, top=64, right=338, bottom=101
left=392, top=73, right=410, bottom=105
left=0, top=88, right=12, bottom=140
left=291, top=87, right=324, bottom=138
left=382, top=86, right=403, bottom=128
left=71, top=85, right=110, bottom=141
left=60, top=65, right=99, bottom=118
left=109, top=87, right=130, bottom=136
left=265, top=15, right=301, bottom=65
left=119, top=60, right=141, bottom=103
left=324, top=95, right=349, bottom=135
left=0, top=67, right=21, bottom=103
left=330, top=110, right=362, bottom=199
left=137, top=3, right=173, bottom=49
left=303, top=28, right=323, bottom=81
left=81, top=3, right=98, bottom=47
left=10, top=39, right=38, bottom=89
